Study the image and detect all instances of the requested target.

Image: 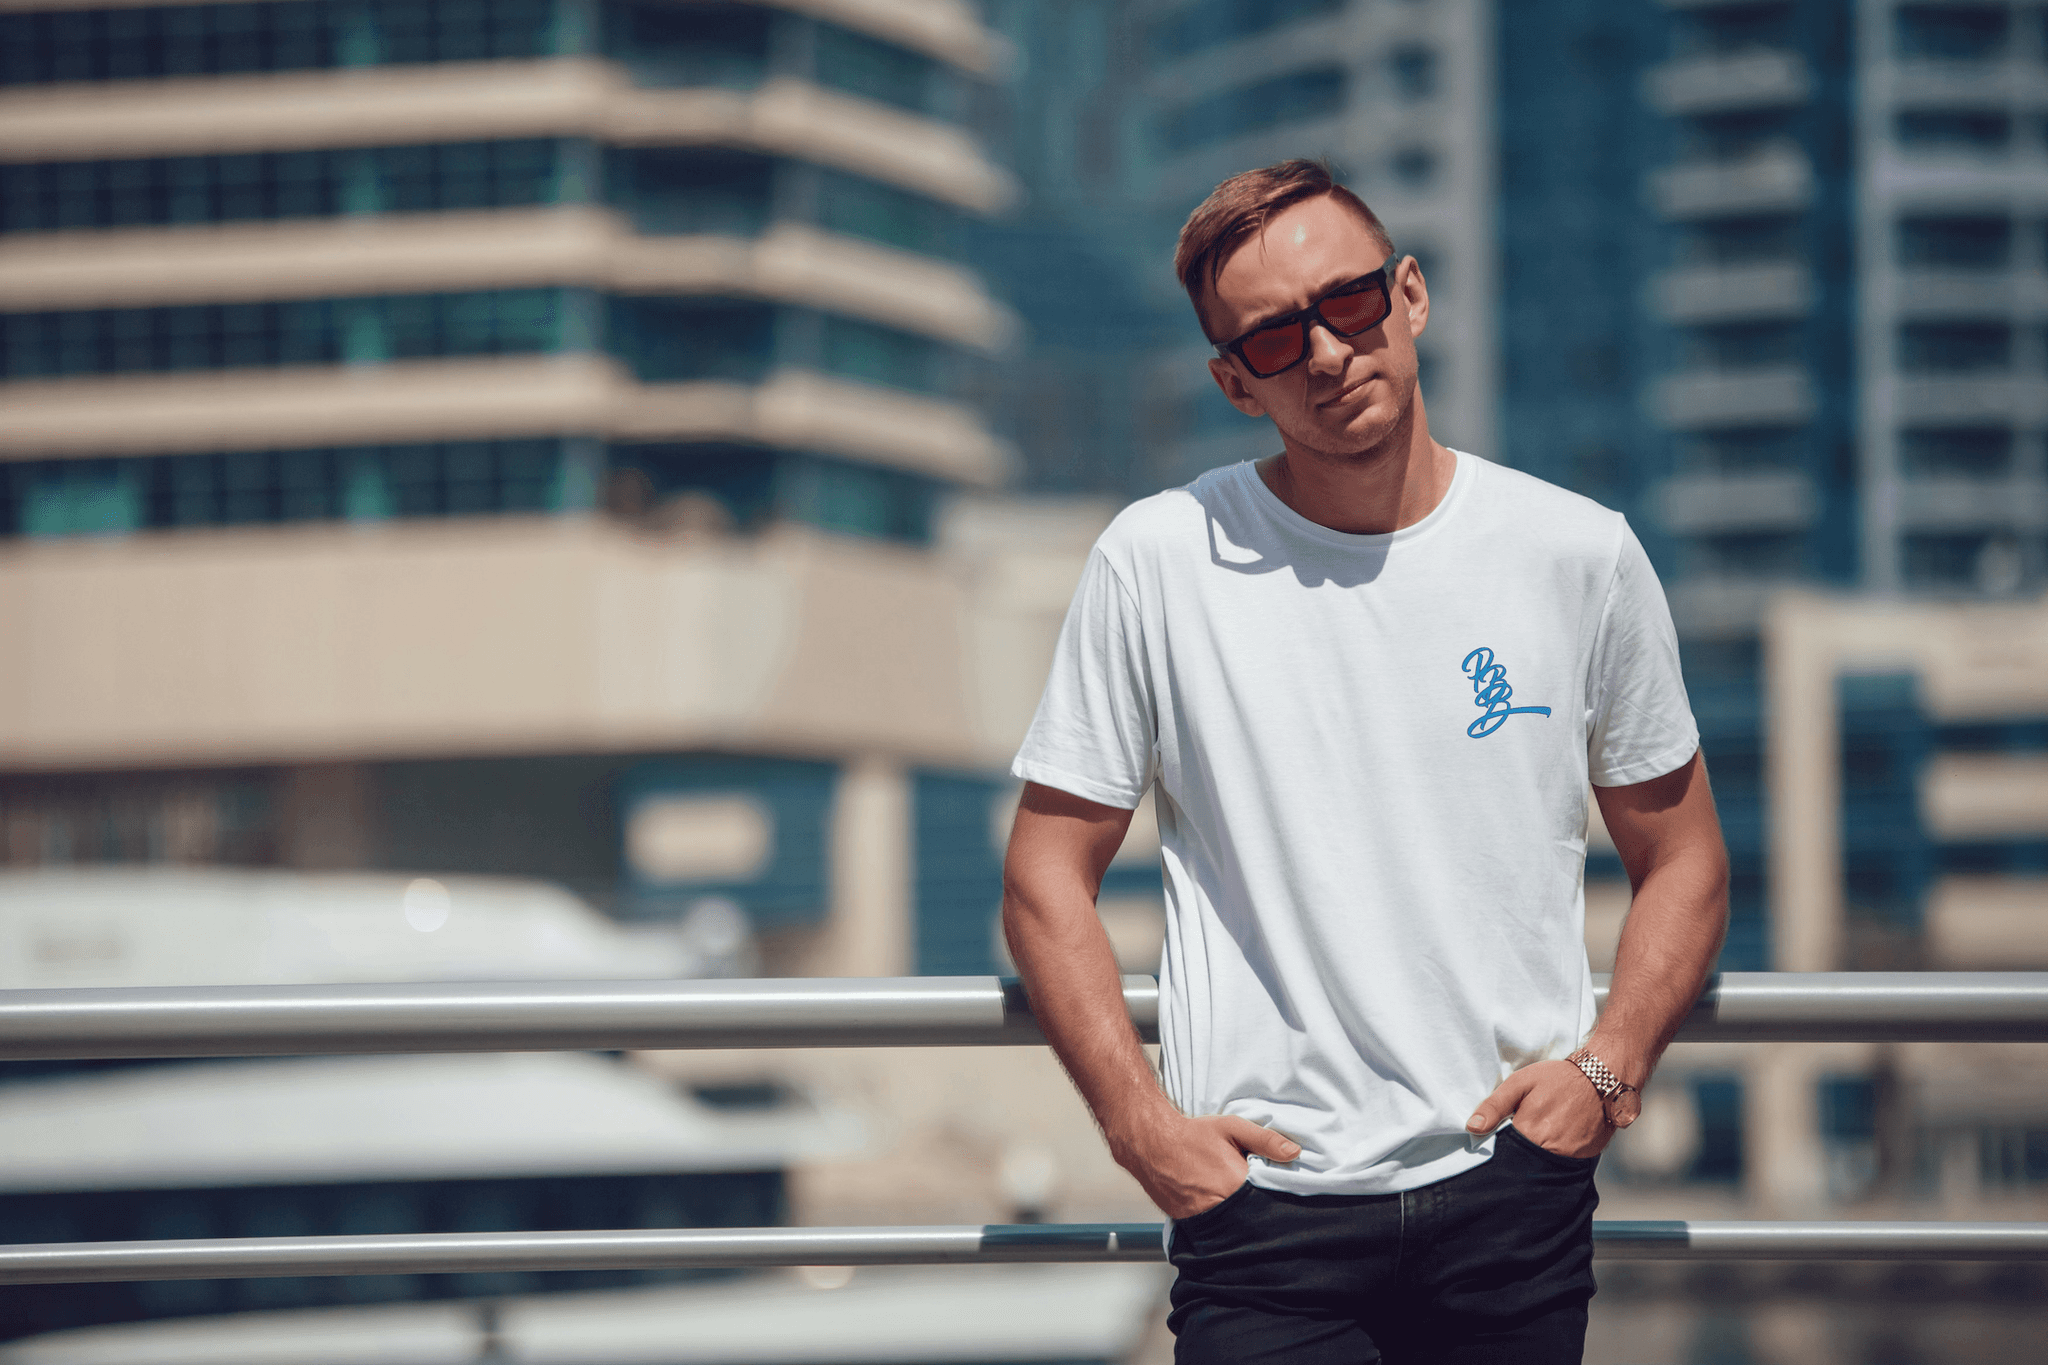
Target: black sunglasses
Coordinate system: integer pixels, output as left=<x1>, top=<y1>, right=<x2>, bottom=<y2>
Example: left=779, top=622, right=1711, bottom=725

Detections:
left=1212, top=255, right=1403, bottom=379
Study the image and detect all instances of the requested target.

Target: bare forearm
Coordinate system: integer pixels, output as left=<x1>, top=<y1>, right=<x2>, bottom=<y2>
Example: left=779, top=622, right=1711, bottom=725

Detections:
left=1587, top=844, right=1728, bottom=1085
left=1002, top=878, right=1177, bottom=1157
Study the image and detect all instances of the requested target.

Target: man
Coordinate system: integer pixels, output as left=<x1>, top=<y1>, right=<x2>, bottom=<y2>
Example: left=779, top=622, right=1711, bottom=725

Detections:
left=1001, top=160, right=1728, bottom=1363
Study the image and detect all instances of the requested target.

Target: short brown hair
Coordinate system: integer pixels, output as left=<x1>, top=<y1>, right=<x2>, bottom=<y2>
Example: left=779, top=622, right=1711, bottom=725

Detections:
left=1174, top=160, right=1393, bottom=340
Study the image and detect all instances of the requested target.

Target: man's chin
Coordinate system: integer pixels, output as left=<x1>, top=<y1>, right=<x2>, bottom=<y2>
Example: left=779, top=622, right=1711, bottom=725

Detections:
left=1288, top=401, right=1402, bottom=459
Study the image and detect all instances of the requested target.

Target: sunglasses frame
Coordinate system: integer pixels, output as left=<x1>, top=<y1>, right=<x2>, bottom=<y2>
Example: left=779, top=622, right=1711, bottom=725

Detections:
left=1212, top=253, right=1404, bottom=380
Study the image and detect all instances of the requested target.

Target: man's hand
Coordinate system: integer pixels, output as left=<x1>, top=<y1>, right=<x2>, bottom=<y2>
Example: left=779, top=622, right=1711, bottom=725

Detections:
left=1465, top=1060, right=1615, bottom=1160
left=1117, top=1113, right=1301, bottom=1219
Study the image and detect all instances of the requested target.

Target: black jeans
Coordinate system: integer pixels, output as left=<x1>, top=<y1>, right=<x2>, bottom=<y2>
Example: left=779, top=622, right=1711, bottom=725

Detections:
left=1167, top=1127, right=1600, bottom=1364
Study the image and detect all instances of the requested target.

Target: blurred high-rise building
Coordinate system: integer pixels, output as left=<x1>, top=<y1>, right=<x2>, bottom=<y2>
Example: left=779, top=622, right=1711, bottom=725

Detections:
left=1120, top=0, right=1497, bottom=486
left=1496, top=0, right=2048, bottom=1260
left=0, top=0, right=1076, bottom=969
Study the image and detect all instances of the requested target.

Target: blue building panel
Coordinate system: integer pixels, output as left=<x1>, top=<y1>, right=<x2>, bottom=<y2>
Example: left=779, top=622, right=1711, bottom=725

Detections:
left=912, top=771, right=1010, bottom=977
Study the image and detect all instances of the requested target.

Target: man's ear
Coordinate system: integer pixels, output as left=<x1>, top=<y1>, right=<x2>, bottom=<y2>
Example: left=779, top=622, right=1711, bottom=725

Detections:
left=1400, top=256, right=1430, bottom=341
left=1208, top=356, right=1268, bottom=417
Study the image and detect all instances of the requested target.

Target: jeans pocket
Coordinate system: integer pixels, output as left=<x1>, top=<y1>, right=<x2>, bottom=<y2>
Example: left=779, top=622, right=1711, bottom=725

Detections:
left=1167, top=1179, right=1255, bottom=1262
left=1500, top=1124, right=1599, bottom=1171
left=1177, top=1179, right=1255, bottom=1228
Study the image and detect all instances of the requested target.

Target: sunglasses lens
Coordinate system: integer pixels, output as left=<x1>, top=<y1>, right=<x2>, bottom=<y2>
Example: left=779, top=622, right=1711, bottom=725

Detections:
left=1239, top=323, right=1304, bottom=376
left=1320, top=287, right=1386, bottom=335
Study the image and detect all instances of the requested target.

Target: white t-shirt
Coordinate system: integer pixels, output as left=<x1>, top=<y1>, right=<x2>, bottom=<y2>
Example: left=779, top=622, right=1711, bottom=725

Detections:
left=1011, top=451, right=1699, bottom=1197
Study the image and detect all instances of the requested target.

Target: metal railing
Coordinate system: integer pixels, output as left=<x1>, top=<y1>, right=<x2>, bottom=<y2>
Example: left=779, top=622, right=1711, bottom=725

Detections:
left=3, top=972, right=2047, bottom=1285
left=6, top=972, right=2048, bottom=1060
left=5, top=1221, right=2048, bottom=1285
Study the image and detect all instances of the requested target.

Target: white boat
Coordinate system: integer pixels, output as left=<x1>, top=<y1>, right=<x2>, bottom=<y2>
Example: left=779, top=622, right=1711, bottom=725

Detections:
left=0, top=867, right=732, bottom=990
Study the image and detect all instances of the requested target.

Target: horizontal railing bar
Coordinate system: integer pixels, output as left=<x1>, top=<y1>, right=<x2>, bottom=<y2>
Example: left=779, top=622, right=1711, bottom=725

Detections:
left=0, top=976, right=1152, bottom=1059
left=3, top=1221, right=2044, bottom=1284
left=1594, top=1221, right=2048, bottom=1261
left=3, top=973, right=2047, bottom=1061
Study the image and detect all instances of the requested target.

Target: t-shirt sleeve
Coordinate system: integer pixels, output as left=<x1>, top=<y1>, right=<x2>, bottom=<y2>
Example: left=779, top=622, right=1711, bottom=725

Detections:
left=1010, top=546, right=1158, bottom=809
left=1587, top=522, right=1700, bottom=788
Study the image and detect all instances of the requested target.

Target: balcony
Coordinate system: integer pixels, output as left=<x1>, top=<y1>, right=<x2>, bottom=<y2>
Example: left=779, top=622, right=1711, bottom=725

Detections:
left=1894, top=375, right=2048, bottom=424
left=1644, top=49, right=1810, bottom=116
left=1652, top=260, right=1812, bottom=323
left=1650, top=145, right=1812, bottom=220
left=1893, top=267, right=2048, bottom=318
left=0, top=214, right=1015, bottom=351
left=0, top=64, right=1017, bottom=215
left=1651, top=364, right=1815, bottom=429
left=1657, top=470, right=1818, bottom=534
left=1897, top=477, right=2048, bottom=531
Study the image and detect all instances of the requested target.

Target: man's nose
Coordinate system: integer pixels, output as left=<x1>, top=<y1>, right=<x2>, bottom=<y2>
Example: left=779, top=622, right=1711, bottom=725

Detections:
left=1305, top=319, right=1351, bottom=375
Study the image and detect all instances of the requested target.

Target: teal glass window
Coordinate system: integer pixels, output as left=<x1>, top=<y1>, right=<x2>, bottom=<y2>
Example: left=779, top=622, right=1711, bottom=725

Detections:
left=0, top=140, right=569, bottom=234
left=816, top=168, right=961, bottom=256
left=606, top=149, right=772, bottom=237
left=0, top=439, right=573, bottom=538
left=16, top=460, right=144, bottom=538
left=819, top=315, right=947, bottom=394
left=813, top=21, right=942, bottom=115
left=0, top=0, right=556, bottom=85
left=606, top=298, right=776, bottom=384
left=777, top=454, right=933, bottom=542
left=0, top=289, right=582, bottom=378
left=603, top=1, right=770, bottom=89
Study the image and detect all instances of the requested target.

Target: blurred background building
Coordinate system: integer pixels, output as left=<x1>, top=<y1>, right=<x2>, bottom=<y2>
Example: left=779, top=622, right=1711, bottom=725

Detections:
left=2, top=0, right=2047, bottom=1362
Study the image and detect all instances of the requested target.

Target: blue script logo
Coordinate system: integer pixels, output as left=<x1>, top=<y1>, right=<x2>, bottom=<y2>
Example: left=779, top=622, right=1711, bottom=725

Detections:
left=1460, top=647, right=1552, bottom=738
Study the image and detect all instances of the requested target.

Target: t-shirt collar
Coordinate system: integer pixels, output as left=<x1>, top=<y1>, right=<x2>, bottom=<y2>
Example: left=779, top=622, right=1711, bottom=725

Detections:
left=1236, top=447, right=1473, bottom=550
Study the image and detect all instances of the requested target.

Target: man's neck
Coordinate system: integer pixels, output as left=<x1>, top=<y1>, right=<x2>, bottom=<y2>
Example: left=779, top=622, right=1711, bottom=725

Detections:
left=1254, top=396, right=1455, bottom=536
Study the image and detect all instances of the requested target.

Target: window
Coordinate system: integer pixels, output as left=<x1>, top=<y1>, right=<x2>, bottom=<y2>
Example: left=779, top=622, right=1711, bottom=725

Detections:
left=14, top=460, right=144, bottom=537
left=610, top=443, right=778, bottom=529
left=1682, top=323, right=1801, bottom=369
left=1897, top=322, right=2011, bottom=371
left=1147, top=0, right=1344, bottom=64
left=1895, top=109, right=2012, bottom=149
left=1676, top=216, right=1803, bottom=266
left=777, top=455, right=934, bottom=541
left=602, top=1, right=769, bottom=90
left=607, top=149, right=771, bottom=237
left=1897, top=215, right=2012, bottom=268
left=1904, top=532, right=1994, bottom=588
left=606, top=298, right=776, bottom=384
left=0, top=140, right=568, bottom=235
left=1900, top=427, right=2013, bottom=478
left=1158, top=66, right=1346, bottom=156
left=1389, top=45, right=1437, bottom=100
left=1677, top=431, right=1807, bottom=473
left=1895, top=5, right=2010, bottom=61
left=0, top=439, right=575, bottom=539
left=816, top=168, right=959, bottom=256
left=1671, top=4, right=1793, bottom=56
left=0, top=0, right=557, bottom=86
left=813, top=22, right=942, bottom=116
left=819, top=315, right=948, bottom=394
left=0, top=289, right=581, bottom=379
